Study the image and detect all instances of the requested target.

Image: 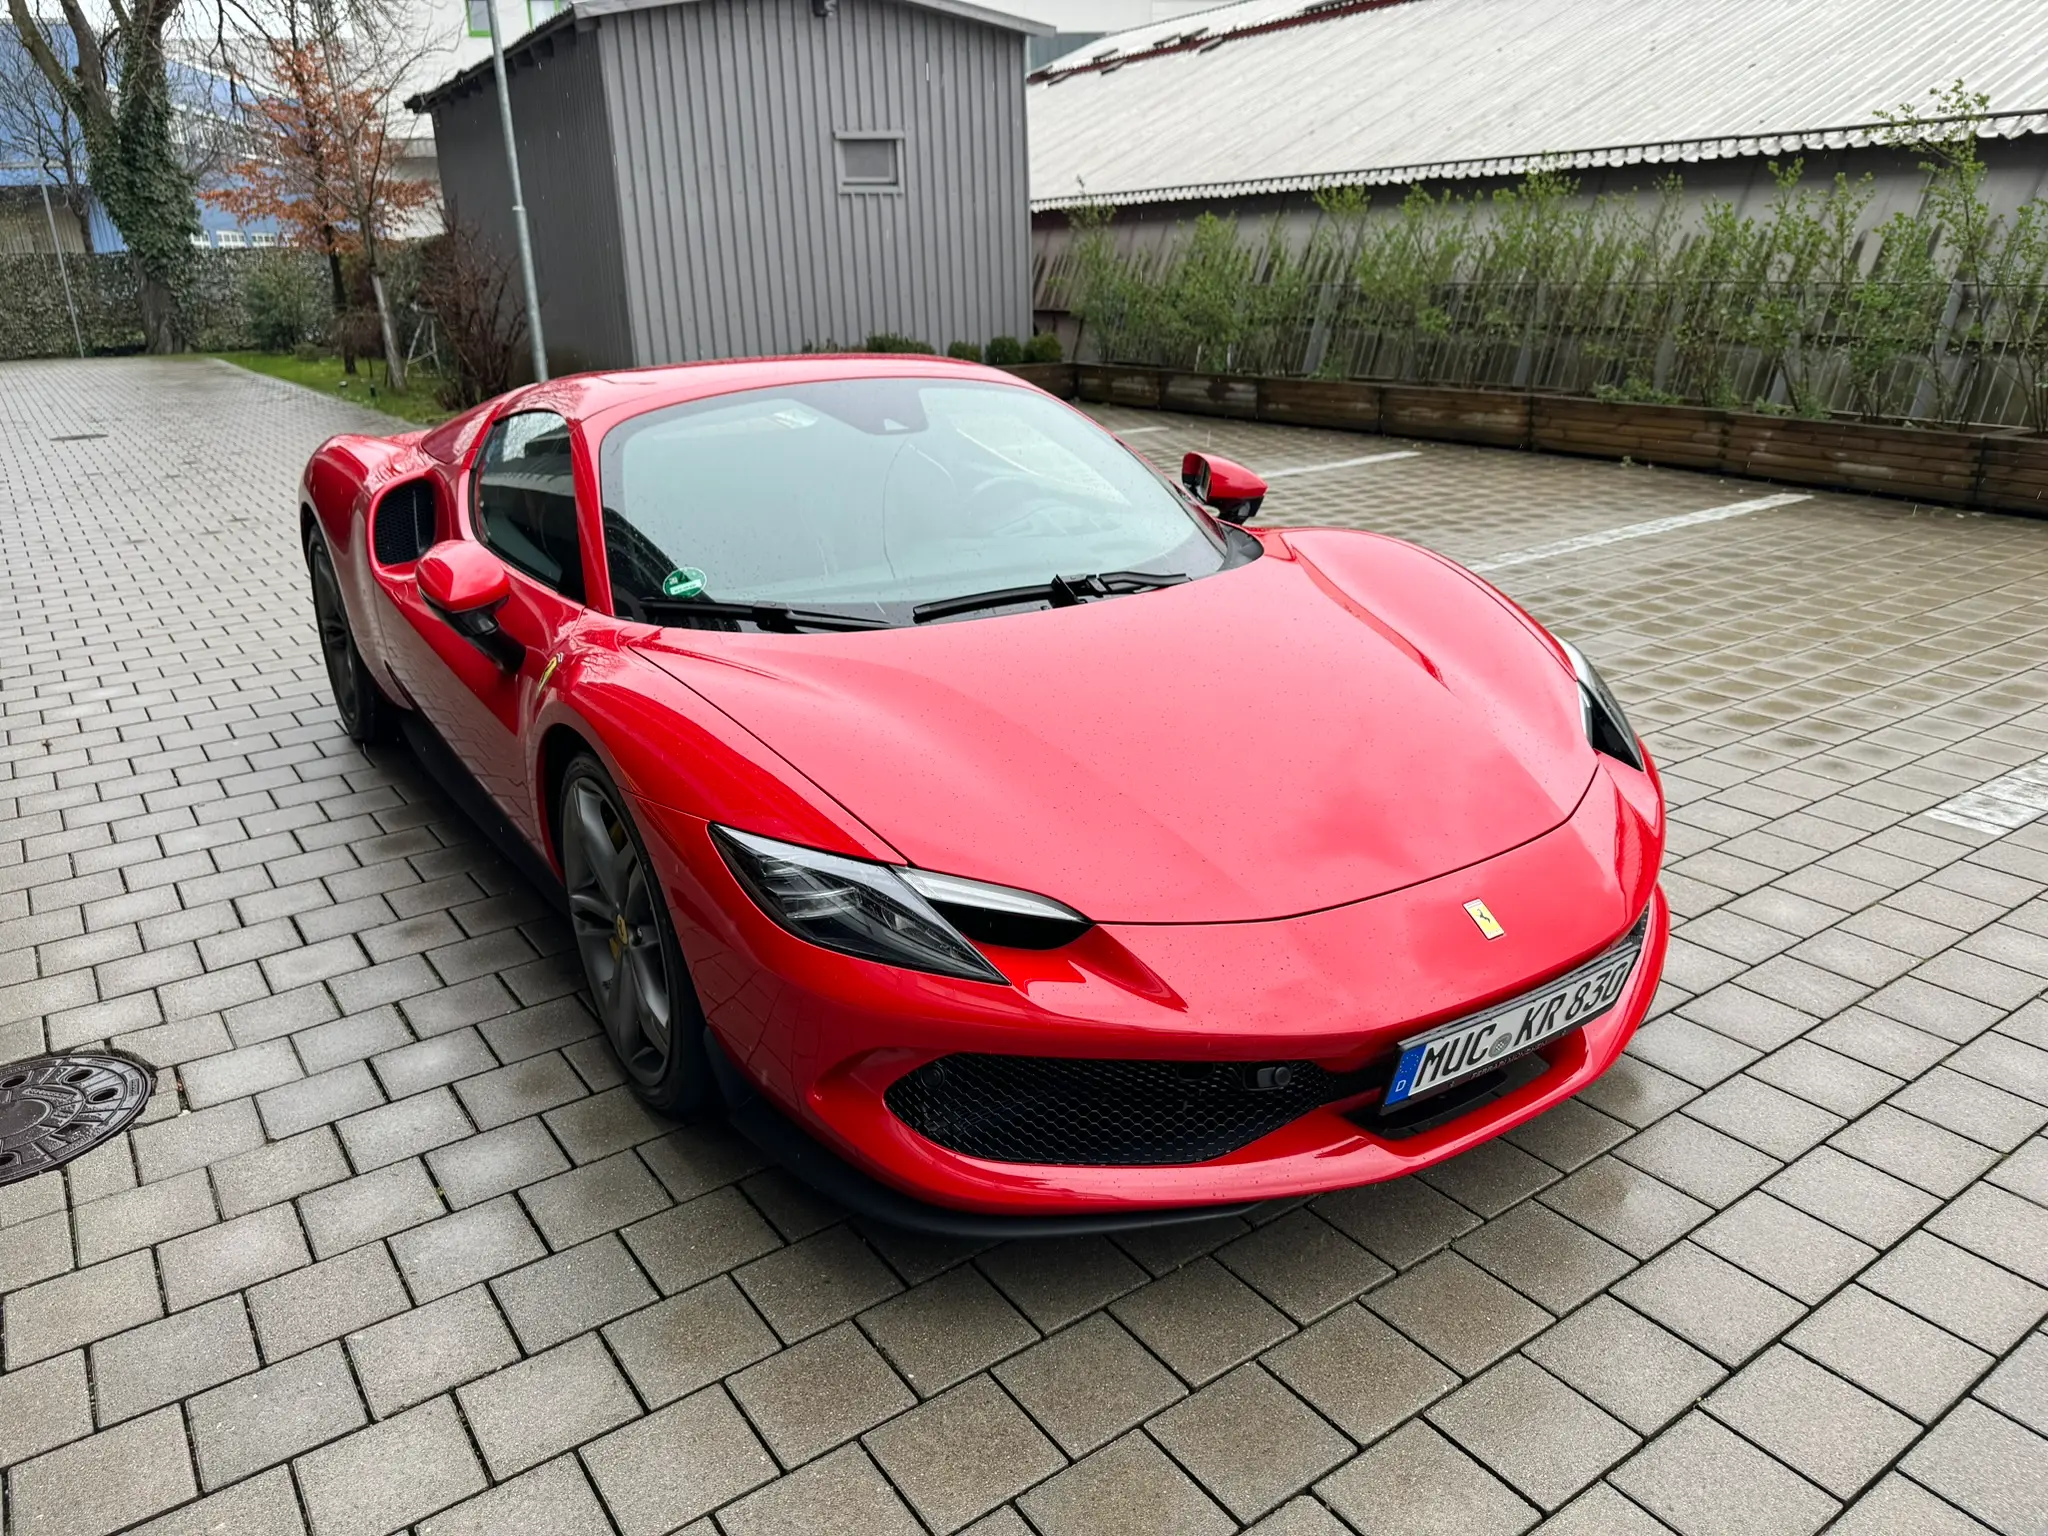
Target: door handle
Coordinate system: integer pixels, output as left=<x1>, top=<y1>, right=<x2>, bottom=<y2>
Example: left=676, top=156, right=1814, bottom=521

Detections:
left=424, top=594, right=527, bottom=672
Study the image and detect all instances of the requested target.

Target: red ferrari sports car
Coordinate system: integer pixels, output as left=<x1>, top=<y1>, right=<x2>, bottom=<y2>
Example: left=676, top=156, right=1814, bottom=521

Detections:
left=301, top=355, right=1666, bottom=1235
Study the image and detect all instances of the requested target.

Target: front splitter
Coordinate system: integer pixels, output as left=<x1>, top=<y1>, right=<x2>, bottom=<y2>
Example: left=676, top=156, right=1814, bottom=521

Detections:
left=703, top=1032, right=1259, bottom=1239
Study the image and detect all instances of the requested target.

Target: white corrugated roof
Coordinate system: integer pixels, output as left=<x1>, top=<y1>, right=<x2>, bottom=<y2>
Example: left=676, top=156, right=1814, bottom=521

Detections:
left=1028, top=0, right=2048, bottom=209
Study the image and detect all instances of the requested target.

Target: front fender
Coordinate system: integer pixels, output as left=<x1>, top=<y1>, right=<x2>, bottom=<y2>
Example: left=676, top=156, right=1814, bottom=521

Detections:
left=302, top=434, right=436, bottom=700
left=528, top=638, right=900, bottom=877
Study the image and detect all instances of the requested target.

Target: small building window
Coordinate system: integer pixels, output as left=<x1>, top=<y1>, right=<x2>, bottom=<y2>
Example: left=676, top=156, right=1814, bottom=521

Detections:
left=835, top=132, right=904, bottom=194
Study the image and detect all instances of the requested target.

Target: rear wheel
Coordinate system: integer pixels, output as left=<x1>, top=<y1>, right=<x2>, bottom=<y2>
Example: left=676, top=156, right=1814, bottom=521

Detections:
left=307, top=536, right=394, bottom=744
left=560, top=753, right=714, bottom=1119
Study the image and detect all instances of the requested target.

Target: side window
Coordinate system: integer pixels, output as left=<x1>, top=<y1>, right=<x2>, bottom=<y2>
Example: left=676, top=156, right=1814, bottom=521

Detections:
left=474, top=410, right=585, bottom=603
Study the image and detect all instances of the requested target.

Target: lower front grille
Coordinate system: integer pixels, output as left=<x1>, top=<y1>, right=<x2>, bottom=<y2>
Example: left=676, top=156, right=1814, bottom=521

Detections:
left=883, top=1054, right=1386, bottom=1166
left=886, top=912, right=1651, bottom=1166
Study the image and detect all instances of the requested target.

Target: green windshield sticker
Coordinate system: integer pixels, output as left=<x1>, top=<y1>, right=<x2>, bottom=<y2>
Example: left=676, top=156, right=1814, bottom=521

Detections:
left=661, top=566, right=707, bottom=599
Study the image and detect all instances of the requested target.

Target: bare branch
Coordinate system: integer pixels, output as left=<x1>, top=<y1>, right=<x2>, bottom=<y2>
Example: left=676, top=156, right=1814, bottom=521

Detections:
left=52, top=0, right=112, bottom=114
left=6, top=0, right=95, bottom=125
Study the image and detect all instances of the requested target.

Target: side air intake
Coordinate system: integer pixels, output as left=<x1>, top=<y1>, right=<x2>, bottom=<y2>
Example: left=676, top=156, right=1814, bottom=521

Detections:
left=372, top=479, right=439, bottom=567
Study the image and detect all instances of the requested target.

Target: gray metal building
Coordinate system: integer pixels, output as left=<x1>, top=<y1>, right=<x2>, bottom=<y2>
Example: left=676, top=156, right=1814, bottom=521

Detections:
left=413, top=0, right=1047, bottom=375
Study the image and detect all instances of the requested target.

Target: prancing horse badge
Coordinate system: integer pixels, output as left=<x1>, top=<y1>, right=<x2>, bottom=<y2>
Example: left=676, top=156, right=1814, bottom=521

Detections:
left=1463, top=899, right=1505, bottom=940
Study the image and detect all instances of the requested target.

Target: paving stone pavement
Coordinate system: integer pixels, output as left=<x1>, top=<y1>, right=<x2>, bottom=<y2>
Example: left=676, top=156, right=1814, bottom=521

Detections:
left=2, top=355, right=2046, bottom=1536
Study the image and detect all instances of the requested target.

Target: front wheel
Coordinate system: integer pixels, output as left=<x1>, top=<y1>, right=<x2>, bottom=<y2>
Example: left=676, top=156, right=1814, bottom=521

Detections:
left=559, top=753, right=714, bottom=1119
left=307, top=535, right=394, bottom=744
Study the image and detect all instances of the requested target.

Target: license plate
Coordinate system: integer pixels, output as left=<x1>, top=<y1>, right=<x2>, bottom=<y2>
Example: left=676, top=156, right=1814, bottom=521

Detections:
left=1384, top=925, right=1645, bottom=1110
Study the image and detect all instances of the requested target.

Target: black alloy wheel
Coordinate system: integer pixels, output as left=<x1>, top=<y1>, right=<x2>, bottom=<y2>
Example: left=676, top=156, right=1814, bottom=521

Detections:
left=559, top=754, right=712, bottom=1118
left=307, top=535, right=392, bottom=744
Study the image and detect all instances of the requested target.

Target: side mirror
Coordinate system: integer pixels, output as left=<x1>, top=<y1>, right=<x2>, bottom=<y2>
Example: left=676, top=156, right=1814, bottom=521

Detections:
left=1181, top=452, right=1267, bottom=525
left=416, top=541, right=525, bottom=671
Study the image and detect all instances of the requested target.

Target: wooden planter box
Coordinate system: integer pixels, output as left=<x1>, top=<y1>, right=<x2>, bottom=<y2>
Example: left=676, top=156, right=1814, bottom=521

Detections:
left=1381, top=385, right=1529, bottom=448
left=1257, top=377, right=1383, bottom=432
left=1979, top=435, right=2048, bottom=517
left=1531, top=397, right=1726, bottom=472
left=1723, top=415, right=1985, bottom=502
left=1076, top=365, right=1162, bottom=408
left=1055, top=362, right=2048, bottom=518
left=1160, top=372, right=1260, bottom=419
left=1000, top=361, right=1077, bottom=397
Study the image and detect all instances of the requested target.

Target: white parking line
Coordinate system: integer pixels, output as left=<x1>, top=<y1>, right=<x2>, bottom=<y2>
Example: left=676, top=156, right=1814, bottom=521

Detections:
left=1263, top=451, right=1422, bottom=478
left=1114, top=425, right=1171, bottom=435
left=1926, top=758, right=2048, bottom=836
left=1466, top=492, right=1812, bottom=574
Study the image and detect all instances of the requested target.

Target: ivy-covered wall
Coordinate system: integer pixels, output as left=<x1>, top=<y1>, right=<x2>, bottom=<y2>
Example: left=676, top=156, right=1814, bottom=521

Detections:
left=0, top=249, right=332, bottom=359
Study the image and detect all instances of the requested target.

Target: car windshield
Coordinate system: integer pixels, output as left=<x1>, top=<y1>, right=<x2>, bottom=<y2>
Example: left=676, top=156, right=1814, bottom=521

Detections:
left=597, top=377, right=1233, bottom=624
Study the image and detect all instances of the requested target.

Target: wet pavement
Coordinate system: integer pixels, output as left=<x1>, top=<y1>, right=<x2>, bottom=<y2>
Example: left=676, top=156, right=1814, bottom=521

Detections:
left=1, top=356, right=2044, bottom=1536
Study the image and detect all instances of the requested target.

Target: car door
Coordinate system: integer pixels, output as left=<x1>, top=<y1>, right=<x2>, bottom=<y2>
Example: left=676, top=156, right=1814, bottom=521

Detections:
left=382, top=407, right=597, bottom=846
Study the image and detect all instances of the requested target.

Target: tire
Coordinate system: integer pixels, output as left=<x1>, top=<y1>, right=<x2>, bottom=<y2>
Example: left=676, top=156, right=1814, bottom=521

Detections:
left=559, top=753, right=715, bottom=1119
left=307, top=535, right=395, bottom=744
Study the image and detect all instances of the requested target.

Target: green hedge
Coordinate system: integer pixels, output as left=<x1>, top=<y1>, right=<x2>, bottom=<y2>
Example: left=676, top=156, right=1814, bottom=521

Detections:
left=0, top=249, right=334, bottom=360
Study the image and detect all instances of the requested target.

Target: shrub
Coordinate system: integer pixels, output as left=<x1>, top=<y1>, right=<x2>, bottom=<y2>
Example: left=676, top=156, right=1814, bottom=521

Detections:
left=1042, top=89, right=2048, bottom=429
left=243, top=252, right=324, bottom=351
left=416, top=220, right=529, bottom=408
left=946, top=340, right=982, bottom=361
left=864, top=332, right=935, bottom=353
left=330, top=307, right=383, bottom=365
left=1023, top=331, right=1063, bottom=363
left=985, top=334, right=1023, bottom=365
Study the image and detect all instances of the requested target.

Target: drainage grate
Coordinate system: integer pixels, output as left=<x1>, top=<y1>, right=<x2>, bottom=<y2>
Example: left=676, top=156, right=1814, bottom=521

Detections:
left=0, top=1054, right=154, bottom=1186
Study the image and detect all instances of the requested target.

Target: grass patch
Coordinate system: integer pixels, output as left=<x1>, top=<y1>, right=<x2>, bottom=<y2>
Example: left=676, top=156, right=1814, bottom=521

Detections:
left=208, top=351, right=455, bottom=425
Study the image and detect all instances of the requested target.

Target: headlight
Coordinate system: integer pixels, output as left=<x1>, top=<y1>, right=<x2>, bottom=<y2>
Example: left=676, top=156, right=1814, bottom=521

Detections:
left=1559, top=639, right=1645, bottom=771
left=709, top=826, right=1090, bottom=983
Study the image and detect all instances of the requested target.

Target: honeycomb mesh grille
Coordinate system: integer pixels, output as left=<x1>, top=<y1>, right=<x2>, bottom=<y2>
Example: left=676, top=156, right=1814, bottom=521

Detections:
left=372, top=480, right=438, bottom=567
left=883, top=1055, right=1383, bottom=1166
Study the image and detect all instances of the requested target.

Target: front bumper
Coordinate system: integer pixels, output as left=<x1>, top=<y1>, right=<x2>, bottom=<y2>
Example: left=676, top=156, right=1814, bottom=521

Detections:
left=642, top=764, right=1665, bottom=1223
left=703, top=1032, right=1262, bottom=1237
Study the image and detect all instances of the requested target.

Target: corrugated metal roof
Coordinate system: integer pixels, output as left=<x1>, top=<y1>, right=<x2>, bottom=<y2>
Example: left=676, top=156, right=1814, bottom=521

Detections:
left=1028, top=0, right=2048, bottom=209
left=413, top=0, right=1050, bottom=110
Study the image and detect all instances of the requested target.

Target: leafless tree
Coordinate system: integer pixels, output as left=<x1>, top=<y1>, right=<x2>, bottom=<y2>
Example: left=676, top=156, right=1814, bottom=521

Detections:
left=0, top=29, right=95, bottom=251
left=6, top=0, right=200, bottom=345
left=6, top=0, right=421, bottom=352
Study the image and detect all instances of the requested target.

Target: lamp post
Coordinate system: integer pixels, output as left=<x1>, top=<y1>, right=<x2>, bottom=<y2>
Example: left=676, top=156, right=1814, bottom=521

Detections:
left=37, top=175, right=87, bottom=359
left=483, top=0, right=548, bottom=381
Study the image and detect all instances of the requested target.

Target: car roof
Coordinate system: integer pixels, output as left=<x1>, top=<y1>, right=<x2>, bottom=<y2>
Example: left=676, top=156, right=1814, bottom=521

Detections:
left=538, top=355, right=1036, bottom=430
left=416, top=354, right=1046, bottom=465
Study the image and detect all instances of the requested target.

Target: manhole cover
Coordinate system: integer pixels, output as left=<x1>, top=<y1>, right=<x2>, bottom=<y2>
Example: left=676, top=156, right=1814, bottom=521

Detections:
left=0, top=1054, right=153, bottom=1186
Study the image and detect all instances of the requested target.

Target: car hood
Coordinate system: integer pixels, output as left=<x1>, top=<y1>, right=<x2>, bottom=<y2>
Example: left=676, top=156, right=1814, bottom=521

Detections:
left=636, top=529, right=1597, bottom=923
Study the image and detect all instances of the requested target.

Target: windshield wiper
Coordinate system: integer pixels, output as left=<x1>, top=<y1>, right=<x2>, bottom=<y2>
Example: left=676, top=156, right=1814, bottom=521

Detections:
left=911, top=570, right=1189, bottom=625
left=634, top=596, right=891, bottom=634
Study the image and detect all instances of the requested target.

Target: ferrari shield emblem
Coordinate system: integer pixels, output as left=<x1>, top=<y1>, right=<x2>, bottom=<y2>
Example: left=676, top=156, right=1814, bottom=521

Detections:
left=1463, top=899, right=1505, bottom=940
